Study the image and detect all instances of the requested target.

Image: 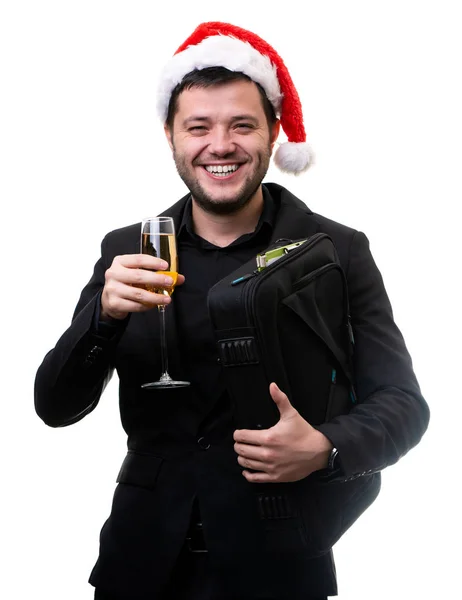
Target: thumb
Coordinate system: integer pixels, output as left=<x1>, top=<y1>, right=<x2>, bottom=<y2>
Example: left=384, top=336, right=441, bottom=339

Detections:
left=270, top=382, right=296, bottom=419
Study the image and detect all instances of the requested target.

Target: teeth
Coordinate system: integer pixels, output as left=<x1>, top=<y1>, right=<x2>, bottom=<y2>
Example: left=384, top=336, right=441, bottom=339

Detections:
left=205, top=164, right=239, bottom=175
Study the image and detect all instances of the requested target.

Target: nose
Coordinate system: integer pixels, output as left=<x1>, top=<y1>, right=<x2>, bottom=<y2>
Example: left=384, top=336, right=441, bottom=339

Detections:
left=208, top=127, right=236, bottom=156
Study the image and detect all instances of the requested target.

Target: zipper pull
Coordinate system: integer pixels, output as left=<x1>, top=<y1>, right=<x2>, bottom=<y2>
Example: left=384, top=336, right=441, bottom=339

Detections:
left=231, top=271, right=258, bottom=286
left=350, top=387, right=357, bottom=404
left=347, top=316, right=355, bottom=345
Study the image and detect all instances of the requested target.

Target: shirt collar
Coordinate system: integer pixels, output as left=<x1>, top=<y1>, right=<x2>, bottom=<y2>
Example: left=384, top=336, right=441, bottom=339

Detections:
left=177, top=186, right=276, bottom=243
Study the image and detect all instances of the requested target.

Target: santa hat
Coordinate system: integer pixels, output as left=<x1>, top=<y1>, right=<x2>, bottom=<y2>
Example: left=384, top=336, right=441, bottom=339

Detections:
left=157, top=22, right=314, bottom=174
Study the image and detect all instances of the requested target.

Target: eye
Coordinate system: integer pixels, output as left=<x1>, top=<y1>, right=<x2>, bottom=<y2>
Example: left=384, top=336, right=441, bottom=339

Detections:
left=188, top=126, right=208, bottom=134
left=234, top=123, right=255, bottom=132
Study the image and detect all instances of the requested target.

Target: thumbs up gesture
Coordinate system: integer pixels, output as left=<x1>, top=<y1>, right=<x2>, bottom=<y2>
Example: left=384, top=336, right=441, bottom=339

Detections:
left=233, top=383, right=334, bottom=483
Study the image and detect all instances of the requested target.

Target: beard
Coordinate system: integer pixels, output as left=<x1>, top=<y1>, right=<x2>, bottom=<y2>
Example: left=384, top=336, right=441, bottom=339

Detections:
left=172, top=145, right=272, bottom=216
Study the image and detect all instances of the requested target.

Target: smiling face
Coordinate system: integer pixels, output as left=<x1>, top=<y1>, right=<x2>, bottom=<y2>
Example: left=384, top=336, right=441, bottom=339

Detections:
left=164, top=79, right=280, bottom=215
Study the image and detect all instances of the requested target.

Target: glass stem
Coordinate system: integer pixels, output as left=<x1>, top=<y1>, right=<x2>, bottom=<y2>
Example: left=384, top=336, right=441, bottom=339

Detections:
left=158, top=304, right=170, bottom=381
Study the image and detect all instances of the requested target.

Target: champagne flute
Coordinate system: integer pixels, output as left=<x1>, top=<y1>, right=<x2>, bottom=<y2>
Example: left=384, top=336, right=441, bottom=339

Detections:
left=140, top=217, right=189, bottom=389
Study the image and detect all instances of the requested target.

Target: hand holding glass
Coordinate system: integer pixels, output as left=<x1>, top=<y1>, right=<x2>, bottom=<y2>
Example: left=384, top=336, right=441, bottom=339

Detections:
left=140, top=217, right=189, bottom=389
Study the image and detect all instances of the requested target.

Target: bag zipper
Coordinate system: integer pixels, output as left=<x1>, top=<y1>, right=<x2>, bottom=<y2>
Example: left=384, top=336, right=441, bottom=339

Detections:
left=230, top=235, right=322, bottom=288
left=231, top=271, right=259, bottom=286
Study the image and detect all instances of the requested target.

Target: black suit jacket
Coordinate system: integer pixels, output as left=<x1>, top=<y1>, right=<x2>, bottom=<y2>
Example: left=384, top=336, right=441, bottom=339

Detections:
left=35, top=183, right=429, bottom=598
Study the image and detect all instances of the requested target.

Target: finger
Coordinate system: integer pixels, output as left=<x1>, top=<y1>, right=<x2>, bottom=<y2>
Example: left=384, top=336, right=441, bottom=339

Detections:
left=177, top=274, right=185, bottom=286
left=105, top=282, right=171, bottom=312
left=237, top=455, right=267, bottom=471
left=269, top=382, right=296, bottom=418
left=102, top=296, right=168, bottom=316
left=234, top=442, right=268, bottom=462
left=117, top=269, right=177, bottom=289
left=242, top=470, right=273, bottom=483
left=233, top=429, right=266, bottom=445
left=121, top=282, right=171, bottom=306
left=115, top=254, right=169, bottom=271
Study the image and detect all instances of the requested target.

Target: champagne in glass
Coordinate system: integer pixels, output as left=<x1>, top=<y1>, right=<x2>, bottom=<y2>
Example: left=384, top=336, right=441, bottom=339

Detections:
left=140, top=217, right=189, bottom=389
left=141, top=231, right=178, bottom=296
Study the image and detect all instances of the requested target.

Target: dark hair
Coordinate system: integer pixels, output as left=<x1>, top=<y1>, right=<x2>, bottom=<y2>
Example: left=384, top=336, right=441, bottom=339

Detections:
left=165, top=67, right=277, bottom=131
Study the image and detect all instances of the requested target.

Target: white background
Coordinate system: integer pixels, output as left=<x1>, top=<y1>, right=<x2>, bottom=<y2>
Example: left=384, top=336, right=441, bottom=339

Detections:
left=1, top=1, right=460, bottom=599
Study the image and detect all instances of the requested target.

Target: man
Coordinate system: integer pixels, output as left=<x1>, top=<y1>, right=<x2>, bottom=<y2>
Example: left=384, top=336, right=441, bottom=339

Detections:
left=35, top=22, right=430, bottom=600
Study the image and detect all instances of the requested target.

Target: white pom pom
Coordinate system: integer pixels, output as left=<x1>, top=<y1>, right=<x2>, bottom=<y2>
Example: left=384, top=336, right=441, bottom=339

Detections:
left=273, top=142, right=314, bottom=174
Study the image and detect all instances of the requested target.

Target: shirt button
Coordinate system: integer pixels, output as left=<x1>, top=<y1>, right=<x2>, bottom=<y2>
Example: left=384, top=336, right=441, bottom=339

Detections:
left=197, top=437, right=211, bottom=450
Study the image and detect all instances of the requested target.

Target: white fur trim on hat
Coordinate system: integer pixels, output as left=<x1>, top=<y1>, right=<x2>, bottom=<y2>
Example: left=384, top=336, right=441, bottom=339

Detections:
left=273, top=142, right=314, bottom=174
left=156, top=35, right=283, bottom=122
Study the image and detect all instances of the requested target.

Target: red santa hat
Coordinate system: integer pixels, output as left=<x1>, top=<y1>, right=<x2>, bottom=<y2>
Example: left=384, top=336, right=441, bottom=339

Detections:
left=157, top=22, right=314, bottom=175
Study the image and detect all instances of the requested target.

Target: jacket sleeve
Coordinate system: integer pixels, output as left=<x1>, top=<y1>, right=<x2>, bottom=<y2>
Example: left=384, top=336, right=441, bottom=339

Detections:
left=34, top=235, right=128, bottom=427
left=316, top=230, right=430, bottom=480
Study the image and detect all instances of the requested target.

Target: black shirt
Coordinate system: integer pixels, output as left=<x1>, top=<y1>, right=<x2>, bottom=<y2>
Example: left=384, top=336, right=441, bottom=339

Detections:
left=173, top=189, right=276, bottom=438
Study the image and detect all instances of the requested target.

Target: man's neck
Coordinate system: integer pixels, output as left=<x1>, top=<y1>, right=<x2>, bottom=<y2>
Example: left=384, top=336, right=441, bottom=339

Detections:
left=191, top=188, right=264, bottom=248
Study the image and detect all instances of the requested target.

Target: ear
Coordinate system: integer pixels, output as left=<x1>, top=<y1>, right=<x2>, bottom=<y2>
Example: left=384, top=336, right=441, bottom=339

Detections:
left=270, top=119, right=281, bottom=151
left=164, top=124, right=174, bottom=151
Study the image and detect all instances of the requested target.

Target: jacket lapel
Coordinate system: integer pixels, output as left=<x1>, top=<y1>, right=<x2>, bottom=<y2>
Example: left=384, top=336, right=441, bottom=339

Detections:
left=265, top=183, right=320, bottom=243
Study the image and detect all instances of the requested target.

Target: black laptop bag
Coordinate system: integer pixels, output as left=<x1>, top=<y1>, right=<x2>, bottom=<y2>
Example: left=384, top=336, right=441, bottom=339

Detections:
left=208, top=232, right=356, bottom=429
left=207, top=232, right=381, bottom=556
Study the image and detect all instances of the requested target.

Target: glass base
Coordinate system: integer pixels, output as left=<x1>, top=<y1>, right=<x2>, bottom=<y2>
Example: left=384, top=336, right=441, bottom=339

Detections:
left=141, top=380, right=190, bottom=389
